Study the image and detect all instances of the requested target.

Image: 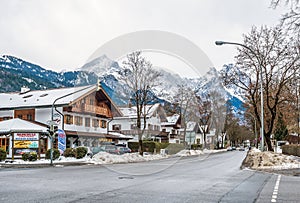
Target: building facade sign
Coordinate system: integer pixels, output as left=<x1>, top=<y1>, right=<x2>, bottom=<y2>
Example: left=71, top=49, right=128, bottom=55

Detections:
left=14, top=133, right=39, bottom=141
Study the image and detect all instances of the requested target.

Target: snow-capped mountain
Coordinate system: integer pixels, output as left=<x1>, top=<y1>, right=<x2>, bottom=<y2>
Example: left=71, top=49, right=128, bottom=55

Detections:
left=0, top=54, right=244, bottom=115
left=0, top=55, right=98, bottom=92
left=79, top=55, right=244, bottom=114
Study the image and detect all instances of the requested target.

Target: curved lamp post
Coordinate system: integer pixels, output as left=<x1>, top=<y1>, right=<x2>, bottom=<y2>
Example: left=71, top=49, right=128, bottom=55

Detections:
left=215, top=41, right=264, bottom=151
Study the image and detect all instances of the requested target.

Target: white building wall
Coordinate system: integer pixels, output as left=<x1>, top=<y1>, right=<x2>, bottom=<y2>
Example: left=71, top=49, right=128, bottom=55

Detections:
left=0, top=110, right=13, bottom=117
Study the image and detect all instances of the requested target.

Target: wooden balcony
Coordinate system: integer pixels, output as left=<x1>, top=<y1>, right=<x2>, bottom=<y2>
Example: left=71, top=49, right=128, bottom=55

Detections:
left=71, top=104, right=111, bottom=117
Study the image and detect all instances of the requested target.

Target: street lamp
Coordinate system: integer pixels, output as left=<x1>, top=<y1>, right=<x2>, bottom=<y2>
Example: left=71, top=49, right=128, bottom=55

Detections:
left=215, top=41, right=265, bottom=151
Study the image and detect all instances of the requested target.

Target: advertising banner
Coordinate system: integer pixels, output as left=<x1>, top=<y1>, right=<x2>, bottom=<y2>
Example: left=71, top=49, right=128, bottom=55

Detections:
left=57, top=129, right=66, bottom=155
left=14, top=133, right=38, bottom=141
left=14, top=141, right=39, bottom=148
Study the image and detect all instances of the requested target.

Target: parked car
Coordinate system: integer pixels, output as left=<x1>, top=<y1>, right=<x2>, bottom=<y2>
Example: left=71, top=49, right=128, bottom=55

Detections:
left=100, top=145, right=120, bottom=154
left=227, top=146, right=233, bottom=151
left=91, top=147, right=102, bottom=156
left=239, top=147, right=245, bottom=151
left=117, top=147, right=132, bottom=154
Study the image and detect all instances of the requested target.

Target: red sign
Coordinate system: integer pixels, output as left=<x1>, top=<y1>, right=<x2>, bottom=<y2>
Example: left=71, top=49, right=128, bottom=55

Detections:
left=14, top=133, right=38, bottom=141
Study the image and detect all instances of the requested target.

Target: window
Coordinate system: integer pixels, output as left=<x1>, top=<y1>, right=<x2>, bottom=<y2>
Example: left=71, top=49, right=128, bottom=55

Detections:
left=65, top=115, right=73, bottom=125
left=100, top=120, right=107, bottom=128
left=85, top=118, right=90, bottom=127
left=112, top=124, right=121, bottom=131
left=27, top=114, right=33, bottom=121
left=90, top=99, right=94, bottom=105
left=131, top=124, right=137, bottom=129
left=92, top=119, right=99, bottom=128
left=17, top=115, right=23, bottom=119
left=75, top=116, right=83, bottom=126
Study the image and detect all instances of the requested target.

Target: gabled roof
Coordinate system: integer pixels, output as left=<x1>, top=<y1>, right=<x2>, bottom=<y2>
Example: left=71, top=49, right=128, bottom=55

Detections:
left=119, top=103, right=166, bottom=120
left=0, top=85, right=95, bottom=110
left=0, top=118, right=48, bottom=134
left=161, top=114, right=180, bottom=126
left=0, top=85, right=123, bottom=116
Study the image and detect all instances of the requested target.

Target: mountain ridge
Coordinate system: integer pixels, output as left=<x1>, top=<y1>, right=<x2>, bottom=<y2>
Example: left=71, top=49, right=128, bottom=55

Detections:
left=0, top=54, right=244, bottom=115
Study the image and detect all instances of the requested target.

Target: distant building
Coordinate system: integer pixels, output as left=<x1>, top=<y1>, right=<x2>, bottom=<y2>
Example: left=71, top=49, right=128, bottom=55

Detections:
left=109, top=103, right=168, bottom=142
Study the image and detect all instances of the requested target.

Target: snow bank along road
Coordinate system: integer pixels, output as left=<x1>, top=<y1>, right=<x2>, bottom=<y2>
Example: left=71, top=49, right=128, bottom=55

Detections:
left=0, top=151, right=299, bottom=203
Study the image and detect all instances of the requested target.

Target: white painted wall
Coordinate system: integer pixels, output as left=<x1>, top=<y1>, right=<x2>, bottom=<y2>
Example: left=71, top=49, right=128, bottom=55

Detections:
left=0, top=110, right=13, bottom=117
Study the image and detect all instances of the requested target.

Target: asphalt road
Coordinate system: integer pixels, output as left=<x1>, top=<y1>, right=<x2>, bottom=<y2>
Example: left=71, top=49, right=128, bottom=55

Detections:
left=0, top=151, right=299, bottom=203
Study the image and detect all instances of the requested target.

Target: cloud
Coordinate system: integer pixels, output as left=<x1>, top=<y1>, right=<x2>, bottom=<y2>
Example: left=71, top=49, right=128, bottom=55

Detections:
left=0, top=0, right=287, bottom=73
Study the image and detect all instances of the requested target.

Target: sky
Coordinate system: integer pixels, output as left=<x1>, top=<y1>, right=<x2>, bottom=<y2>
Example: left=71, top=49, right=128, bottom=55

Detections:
left=0, top=0, right=287, bottom=77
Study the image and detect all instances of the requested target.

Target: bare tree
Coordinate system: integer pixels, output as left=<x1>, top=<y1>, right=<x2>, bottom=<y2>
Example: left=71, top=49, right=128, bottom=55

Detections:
left=175, top=83, right=198, bottom=146
left=121, top=51, right=162, bottom=155
left=196, top=95, right=212, bottom=149
left=210, top=91, right=227, bottom=149
left=271, top=0, right=300, bottom=33
left=221, top=26, right=300, bottom=151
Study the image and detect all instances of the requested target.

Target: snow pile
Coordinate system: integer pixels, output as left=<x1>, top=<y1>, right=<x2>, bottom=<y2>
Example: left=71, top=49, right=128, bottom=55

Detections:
left=242, top=150, right=300, bottom=170
left=175, top=149, right=226, bottom=157
left=1, top=156, right=91, bottom=165
left=91, top=152, right=167, bottom=165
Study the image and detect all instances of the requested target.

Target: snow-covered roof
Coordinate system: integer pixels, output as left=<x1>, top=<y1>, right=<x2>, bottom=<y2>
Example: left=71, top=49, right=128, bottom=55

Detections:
left=0, top=85, right=95, bottom=110
left=119, top=103, right=161, bottom=118
left=108, top=132, right=133, bottom=139
left=0, top=118, right=48, bottom=134
left=161, top=114, right=180, bottom=126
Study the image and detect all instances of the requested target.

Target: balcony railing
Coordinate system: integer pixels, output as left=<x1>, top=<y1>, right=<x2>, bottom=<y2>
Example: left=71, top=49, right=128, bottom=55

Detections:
left=72, top=104, right=111, bottom=117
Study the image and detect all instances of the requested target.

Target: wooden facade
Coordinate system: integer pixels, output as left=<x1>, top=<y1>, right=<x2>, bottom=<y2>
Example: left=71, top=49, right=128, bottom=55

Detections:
left=14, top=109, right=35, bottom=121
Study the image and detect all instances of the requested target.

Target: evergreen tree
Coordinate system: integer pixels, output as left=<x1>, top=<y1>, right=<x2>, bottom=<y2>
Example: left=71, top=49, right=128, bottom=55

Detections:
left=274, top=113, right=288, bottom=141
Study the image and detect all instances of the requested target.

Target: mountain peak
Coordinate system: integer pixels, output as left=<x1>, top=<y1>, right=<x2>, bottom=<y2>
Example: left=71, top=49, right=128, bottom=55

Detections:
left=79, top=55, right=120, bottom=75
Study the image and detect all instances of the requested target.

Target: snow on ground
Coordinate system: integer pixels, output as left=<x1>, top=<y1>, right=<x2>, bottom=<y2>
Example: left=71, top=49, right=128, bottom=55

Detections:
left=243, top=149, right=300, bottom=170
left=91, top=152, right=167, bottom=165
left=175, top=149, right=227, bottom=157
left=0, top=149, right=227, bottom=166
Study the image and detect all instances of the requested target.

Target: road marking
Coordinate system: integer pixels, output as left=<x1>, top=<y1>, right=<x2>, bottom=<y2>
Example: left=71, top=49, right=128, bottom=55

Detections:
left=271, top=175, right=281, bottom=202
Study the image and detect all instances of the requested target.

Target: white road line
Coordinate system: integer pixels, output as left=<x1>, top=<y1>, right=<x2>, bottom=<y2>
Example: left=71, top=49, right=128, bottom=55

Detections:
left=271, top=175, right=281, bottom=202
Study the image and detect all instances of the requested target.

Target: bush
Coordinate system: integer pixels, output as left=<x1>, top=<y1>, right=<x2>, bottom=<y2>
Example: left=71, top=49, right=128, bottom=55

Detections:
left=46, top=148, right=60, bottom=160
left=128, top=142, right=139, bottom=152
left=0, top=148, right=7, bottom=161
left=128, top=141, right=170, bottom=154
left=75, top=147, right=87, bottom=159
left=22, top=152, right=37, bottom=161
left=64, top=148, right=76, bottom=158
left=191, top=144, right=202, bottom=150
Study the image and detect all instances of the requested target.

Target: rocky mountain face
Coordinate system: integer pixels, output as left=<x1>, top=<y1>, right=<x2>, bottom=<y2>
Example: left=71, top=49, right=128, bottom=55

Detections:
left=0, top=54, right=244, bottom=114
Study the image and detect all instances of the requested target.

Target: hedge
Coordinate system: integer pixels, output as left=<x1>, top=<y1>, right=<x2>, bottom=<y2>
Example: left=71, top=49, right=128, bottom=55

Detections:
left=64, top=148, right=76, bottom=158
left=282, top=144, right=300, bottom=156
left=128, top=141, right=170, bottom=154
left=75, top=147, right=87, bottom=159
left=22, top=152, right=37, bottom=161
left=0, top=148, right=7, bottom=161
left=46, top=149, right=60, bottom=160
